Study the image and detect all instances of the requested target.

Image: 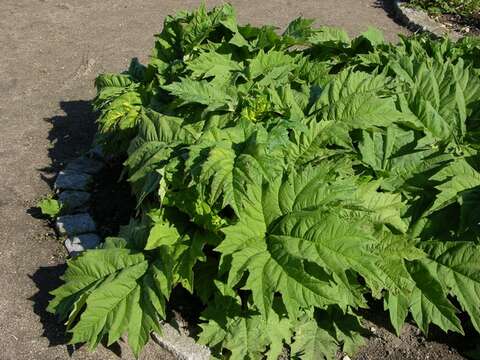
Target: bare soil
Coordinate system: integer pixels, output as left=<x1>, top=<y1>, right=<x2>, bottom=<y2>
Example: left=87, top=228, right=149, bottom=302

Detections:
left=437, top=13, right=480, bottom=36
left=0, top=1, right=472, bottom=359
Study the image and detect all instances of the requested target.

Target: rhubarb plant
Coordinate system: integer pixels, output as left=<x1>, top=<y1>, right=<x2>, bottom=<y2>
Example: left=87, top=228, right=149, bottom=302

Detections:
left=48, top=4, right=480, bottom=359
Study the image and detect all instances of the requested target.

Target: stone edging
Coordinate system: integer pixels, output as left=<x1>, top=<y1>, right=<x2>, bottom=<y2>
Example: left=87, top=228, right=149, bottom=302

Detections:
left=53, top=146, right=105, bottom=256
left=391, top=0, right=462, bottom=40
left=50, top=146, right=211, bottom=359
left=152, top=324, right=210, bottom=360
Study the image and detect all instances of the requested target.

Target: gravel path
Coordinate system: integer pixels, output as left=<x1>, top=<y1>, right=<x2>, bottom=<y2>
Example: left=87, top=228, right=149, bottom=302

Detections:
left=0, top=1, right=410, bottom=359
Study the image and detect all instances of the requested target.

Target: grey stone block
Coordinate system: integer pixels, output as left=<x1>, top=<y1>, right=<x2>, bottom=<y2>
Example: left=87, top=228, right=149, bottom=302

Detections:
left=152, top=323, right=210, bottom=360
left=87, top=145, right=105, bottom=161
left=64, top=233, right=101, bottom=256
left=56, top=213, right=96, bottom=236
left=58, top=190, right=91, bottom=213
left=54, top=170, right=92, bottom=191
left=65, top=156, right=104, bottom=175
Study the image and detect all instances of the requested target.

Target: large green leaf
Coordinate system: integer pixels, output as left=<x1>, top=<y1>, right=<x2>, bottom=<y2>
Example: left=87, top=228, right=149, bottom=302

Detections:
left=317, top=70, right=404, bottom=129
left=162, top=77, right=236, bottom=112
left=218, top=165, right=411, bottom=317
left=187, top=50, right=243, bottom=81
left=48, top=249, right=166, bottom=357
left=406, top=260, right=463, bottom=335
left=428, top=158, right=480, bottom=215
left=392, top=58, right=480, bottom=144
left=291, top=307, right=364, bottom=360
left=420, top=241, right=480, bottom=333
left=198, top=282, right=292, bottom=360
left=291, top=317, right=338, bottom=360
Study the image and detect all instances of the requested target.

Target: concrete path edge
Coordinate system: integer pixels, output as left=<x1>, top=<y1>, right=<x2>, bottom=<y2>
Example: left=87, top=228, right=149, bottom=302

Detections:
left=390, top=0, right=462, bottom=40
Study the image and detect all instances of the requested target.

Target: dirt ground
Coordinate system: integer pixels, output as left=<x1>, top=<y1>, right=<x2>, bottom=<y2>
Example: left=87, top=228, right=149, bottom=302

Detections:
left=0, top=1, right=470, bottom=359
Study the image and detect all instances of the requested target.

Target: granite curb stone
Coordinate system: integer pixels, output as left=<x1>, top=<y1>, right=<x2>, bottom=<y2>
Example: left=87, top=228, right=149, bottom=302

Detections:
left=64, top=233, right=102, bottom=256
left=56, top=213, right=96, bottom=236
left=54, top=170, right=92, bottom=191
left=152, top=324, right=210, bottom=360
left=58, top=190, right=91, bottom=213
left=87, top=145, right=106, bottom=161
left=65, top=156, right=104, bottom=175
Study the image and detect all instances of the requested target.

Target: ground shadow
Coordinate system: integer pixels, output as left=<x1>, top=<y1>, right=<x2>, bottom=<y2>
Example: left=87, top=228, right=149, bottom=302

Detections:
left=29, top=99, right=134, bottom=357
left=28, top=100, right=100, bottom=355
left=29, top=265, right=71, bottom=349
left=374, top=0, right=410, bottom=30
left=40, top=100, right=97, bottom=187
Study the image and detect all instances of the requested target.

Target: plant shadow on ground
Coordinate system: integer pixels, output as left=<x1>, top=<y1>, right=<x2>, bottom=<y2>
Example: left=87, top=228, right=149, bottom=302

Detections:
left=27, top=100, right=97, bottom=219
left=374, top=0, right=409, bottom=29
left=43, top=100, right=98, bottom=177
left=29, top=264, right=72, bottom=350
left=29, top=100, right=127, bottom=357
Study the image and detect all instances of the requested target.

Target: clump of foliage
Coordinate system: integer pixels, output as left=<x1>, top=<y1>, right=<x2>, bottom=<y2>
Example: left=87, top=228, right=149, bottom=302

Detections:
left=408, top=0, right=480, bottom=21
left=48, top=4, right=480, bottom=359
left=38, top=197, right=62, bottom=218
